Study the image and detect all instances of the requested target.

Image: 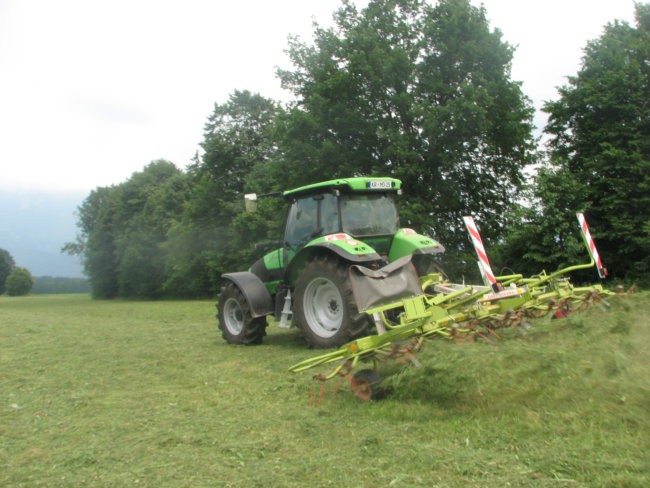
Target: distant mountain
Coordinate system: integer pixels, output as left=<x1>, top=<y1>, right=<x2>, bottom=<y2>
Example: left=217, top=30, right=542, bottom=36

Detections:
left=0, top=190, right=88, bottom=278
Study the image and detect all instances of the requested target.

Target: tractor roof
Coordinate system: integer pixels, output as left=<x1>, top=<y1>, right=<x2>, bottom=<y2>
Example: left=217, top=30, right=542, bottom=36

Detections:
left=283, top=177, right=402, bottom=200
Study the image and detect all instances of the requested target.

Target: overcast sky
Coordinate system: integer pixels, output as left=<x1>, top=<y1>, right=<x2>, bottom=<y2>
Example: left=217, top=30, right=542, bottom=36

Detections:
left=0, top=0, right=638, bottom=194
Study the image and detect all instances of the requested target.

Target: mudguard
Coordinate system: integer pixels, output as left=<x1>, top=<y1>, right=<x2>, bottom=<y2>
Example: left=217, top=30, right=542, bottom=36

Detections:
left=222, top=272, right=274, bottom=318
left=388, top=228, right=445, bottom=261
left=348, top=255, right=423, bottom=312
left=284, top=237, right=382, bottom=287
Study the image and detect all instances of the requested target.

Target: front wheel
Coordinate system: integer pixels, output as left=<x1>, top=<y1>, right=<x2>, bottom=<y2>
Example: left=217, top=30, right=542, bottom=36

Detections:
left=293, top=257, right=371, bottom=348
left=217, top=283, right=267, bottom=345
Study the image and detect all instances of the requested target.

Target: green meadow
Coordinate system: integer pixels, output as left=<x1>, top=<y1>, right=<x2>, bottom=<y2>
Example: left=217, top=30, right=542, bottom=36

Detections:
left=1, top=293, right=648, bottom=487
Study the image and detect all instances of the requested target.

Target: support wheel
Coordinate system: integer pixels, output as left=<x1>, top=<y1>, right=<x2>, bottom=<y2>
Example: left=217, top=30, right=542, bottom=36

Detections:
left=350, top=369, right=386, bottom=401
left=217, top=283, right=267, bottom=345
left=294, top=257, right=371, bottom=348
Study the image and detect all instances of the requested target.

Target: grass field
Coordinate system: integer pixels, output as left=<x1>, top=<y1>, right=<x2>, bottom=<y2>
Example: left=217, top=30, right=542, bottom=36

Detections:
left=1, top=292, right=649, bottom=487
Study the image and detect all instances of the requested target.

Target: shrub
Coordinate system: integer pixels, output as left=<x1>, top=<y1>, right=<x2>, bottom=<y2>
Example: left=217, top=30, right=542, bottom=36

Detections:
left=6, top=267, right=34, bottom=296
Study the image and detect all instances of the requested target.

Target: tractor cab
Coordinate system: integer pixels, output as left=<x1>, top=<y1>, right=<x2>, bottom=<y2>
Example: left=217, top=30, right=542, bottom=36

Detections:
left=283, top=179, right=400, bottom=255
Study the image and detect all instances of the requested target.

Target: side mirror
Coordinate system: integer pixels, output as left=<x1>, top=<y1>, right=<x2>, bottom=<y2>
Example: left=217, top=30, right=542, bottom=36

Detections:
left=244, top=193, right=258, bottom=212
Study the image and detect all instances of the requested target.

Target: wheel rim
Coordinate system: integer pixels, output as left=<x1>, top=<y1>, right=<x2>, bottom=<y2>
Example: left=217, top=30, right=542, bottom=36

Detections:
left=303, top=277, right=343, bottom=338
left=222, top=297, right=244, bottom=335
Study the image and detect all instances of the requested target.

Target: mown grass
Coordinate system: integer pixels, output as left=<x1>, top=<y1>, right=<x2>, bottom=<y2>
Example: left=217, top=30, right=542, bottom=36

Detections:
left=1, top=292, right=648, bottom=487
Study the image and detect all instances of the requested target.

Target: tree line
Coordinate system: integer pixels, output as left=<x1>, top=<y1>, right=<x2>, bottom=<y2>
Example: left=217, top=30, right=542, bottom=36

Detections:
left=65, top=0, right=650, bottom=299
left=31, top=277, right=90, bottom=294
left=1, top=248, right=90, bottom=295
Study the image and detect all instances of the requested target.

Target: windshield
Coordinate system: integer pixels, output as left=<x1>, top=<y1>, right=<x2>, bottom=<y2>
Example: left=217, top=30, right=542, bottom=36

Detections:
left=340, top=193, right=399, bottom=237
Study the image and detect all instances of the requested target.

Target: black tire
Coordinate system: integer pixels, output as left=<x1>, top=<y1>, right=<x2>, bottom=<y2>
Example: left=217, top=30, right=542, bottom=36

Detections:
left=217, top=283, right=267, bottom=345
left=350, top=369, right=387, bottom=401
left=293, top=257, right=371, bottom=348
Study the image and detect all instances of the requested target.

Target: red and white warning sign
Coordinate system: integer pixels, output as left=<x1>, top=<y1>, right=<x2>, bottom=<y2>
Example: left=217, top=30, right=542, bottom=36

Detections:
left=463, top=216, right=499, bottom=292
left=576, top=212, right=607, bottom=279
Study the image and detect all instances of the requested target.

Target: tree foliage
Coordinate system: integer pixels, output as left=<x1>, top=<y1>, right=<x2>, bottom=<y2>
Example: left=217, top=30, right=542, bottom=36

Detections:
left=500, top=4, right=650, bottom=283
left=65, top=160, right=191, bottom=298
left=163, top=90, right=283, bottom=297
left=67, top=90, right=284, bottom=299
left=6, top=267, right=34, bottom=296
left=0, top=248, right=15, bottom=295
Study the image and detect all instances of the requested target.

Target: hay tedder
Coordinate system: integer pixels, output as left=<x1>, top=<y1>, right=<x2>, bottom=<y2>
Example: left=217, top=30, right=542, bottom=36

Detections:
left=217, top=177, right=621, bottom=400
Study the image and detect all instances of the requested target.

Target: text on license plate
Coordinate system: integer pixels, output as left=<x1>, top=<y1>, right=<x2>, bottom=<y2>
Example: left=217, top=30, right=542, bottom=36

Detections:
left=367, top=180, right=393, bottom=189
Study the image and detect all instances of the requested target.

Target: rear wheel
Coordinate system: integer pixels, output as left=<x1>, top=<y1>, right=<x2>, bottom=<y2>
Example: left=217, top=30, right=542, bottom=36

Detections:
left=294, top=257, right=370, bottom=348
left=217, top=283, right=267, bottom=345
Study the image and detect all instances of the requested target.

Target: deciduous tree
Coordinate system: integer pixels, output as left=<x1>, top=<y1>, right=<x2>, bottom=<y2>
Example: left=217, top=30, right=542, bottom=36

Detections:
left=0, top=248, right=15, bottom=295
left=509, top=4, right=650, bottom=283
left=163, top=91, right=283, bottom=296
left=65, top=160, right=190, bottom=298
left=6, top=267, right=34, bottom=296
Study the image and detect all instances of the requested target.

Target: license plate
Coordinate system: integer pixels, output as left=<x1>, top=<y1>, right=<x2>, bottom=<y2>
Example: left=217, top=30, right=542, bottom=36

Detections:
left=367, top=180, right=392, bottom=189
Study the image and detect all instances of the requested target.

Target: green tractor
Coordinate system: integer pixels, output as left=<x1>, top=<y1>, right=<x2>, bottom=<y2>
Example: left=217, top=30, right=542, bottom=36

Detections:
left=217, top=177, right=445, bottom=348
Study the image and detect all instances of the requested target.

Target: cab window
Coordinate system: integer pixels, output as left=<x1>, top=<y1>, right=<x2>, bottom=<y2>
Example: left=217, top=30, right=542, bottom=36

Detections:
left=320, top=193, right=340, bottom=235
left=341, top=193, right=398, bottom=236
left=284, top=197, right=319, bottom=247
